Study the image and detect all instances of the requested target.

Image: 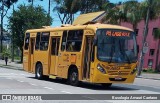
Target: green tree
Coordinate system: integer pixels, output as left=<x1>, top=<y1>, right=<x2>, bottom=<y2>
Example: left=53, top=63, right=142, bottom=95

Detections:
left=105, top=5, right=127, bottom=25
left=8, top=5, right=52, bottom=62
left=123, top=0, right=142, bottom=30
left=0, top=0, right=18, bottom=53
left=80, top=0, right=110, bottom=14
left=137, top=0, right=160, bottom=76
left=53, top=0, right=81, bottom=24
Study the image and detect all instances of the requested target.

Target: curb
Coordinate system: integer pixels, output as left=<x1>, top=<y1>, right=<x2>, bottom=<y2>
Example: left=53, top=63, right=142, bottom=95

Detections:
left=136, top=75, right=160, bottom=80
left=0, top=64, right=23, bottom=71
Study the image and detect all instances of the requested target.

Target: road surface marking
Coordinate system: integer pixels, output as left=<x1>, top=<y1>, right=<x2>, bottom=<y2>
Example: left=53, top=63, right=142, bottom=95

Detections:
left=61, top=91, right=72, bottom=94
left=17, top=80, right=24, bottom=82
left=20, top=74, right=30, bottom=76
left=44, top=87, right=55, bottom=90
left=6, top=78, right=13, bottom=80
left=29, top=83, right=37, bottom=86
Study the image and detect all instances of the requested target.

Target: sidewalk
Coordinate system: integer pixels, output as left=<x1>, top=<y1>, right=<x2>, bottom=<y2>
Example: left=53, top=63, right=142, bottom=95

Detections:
left=138, top=73, right=160, bottom=80
left=0, top=59, right=23, bottom=70
left=0, top=59, right=160, bottom=80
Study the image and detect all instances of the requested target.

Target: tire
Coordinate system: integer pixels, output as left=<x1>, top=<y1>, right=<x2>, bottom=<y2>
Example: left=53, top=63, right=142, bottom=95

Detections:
left=101, top=83, right=112, bottom=88
left=35, top=63, right=43, bottom=80
left=68, top=69, right=79, bottom=86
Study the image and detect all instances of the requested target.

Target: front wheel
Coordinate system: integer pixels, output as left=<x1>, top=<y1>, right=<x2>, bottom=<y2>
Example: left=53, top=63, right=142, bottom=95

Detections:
left=68, top=69, right=79, bottom=86
left=101, top=83, right=112, bottom=88
left=35, top=63, right=43, bottom=80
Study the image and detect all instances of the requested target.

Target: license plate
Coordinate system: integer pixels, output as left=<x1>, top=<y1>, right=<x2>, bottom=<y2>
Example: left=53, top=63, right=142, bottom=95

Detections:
left=115, top=77, right=122, bottom=80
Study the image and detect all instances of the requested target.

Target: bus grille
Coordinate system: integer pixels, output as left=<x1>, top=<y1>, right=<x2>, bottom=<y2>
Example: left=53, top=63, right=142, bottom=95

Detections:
left=107, top=71, right=130, bottom=75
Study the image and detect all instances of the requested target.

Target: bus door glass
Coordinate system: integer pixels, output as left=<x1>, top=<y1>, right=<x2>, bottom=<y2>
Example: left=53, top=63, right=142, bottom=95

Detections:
left=83, top=36, right=94, bottom=80
left=23, top=33, right=30, bottom=71
left=50, top=37, right=60, bottom=75
left=30, top=37, right=35, bottom=72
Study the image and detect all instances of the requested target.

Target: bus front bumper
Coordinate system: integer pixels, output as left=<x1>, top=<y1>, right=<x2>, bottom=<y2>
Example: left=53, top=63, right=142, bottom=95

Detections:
left=91, top=72, right=136, bottom=84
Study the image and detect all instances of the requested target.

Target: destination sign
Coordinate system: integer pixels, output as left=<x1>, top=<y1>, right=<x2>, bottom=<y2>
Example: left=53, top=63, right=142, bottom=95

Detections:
left=106, top=30, right=131, bottom=37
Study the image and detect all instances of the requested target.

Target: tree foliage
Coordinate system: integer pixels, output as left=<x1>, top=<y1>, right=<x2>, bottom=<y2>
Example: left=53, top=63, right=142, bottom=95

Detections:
left=53, top=0, right=111, bottom=24
left=0, top=0, right=18, bottom=53
left=8, top=5, right=52, bottom=62
left=80, top=0, right=110, bottom=14
left=123, top=0, right=142, bottom=29
left=53, top=0, right=81, bottom=24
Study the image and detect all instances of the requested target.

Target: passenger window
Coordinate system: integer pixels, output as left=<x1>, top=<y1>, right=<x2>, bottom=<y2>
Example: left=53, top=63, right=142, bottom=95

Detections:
left=61, top=31, right=67, bottom=51
left=24, top=33, right=30, bottom=50
left=35, top=32, right=40, bottom=50
left=66, top=30, right=83, bottom=52
left=40, top=32, right=50, bottom=51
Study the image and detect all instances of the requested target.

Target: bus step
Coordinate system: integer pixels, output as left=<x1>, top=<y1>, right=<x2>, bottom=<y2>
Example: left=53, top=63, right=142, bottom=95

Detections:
left=81, top=79, right=90, bottom=82
left=49, top=75, right=57, bottom=79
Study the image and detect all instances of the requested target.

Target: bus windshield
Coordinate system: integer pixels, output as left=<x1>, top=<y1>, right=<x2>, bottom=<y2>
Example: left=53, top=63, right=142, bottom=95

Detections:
left=96, top=29, right=137, bottom=63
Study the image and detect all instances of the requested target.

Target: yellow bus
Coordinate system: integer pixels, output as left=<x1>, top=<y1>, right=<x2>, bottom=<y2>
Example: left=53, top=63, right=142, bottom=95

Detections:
left=23, top=23, right=138, bottom=87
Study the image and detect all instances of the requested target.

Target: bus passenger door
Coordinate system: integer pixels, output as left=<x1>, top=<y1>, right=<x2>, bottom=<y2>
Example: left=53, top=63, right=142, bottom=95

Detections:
left=50, top=37, right=60, bottom=75
left=83, top=36, right=94, bottom=80
left=23, top=33, right=30, bottom=72
left=30, top=38, right=35, bottom=72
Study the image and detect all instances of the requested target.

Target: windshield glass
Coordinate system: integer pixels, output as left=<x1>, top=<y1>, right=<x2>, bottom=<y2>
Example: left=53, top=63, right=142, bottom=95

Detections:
left=96, top=29, right=137, bottom=63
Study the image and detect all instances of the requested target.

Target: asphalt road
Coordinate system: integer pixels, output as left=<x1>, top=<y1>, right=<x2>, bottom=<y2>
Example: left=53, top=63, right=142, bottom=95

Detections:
left=0, top=67, right=160, bottom=103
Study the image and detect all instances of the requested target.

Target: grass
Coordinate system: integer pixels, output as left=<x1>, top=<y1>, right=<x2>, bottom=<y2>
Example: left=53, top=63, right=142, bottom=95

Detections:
left=142, top=68, right=160, bottom=74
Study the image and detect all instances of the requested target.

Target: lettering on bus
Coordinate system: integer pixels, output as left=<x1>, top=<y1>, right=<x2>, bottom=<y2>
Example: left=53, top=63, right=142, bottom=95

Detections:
left=106, top=31, right=130, bottom=37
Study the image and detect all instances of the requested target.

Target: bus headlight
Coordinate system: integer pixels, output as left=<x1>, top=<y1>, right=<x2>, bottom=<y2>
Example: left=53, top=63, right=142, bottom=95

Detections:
left=131, top=68, right=137, bottom=74
left=97, top=64, right=106, bottom=74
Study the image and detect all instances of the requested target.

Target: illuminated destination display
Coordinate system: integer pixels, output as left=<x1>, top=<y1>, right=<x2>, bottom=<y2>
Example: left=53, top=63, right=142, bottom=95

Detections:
left=106, top=30, right=131, bottom=37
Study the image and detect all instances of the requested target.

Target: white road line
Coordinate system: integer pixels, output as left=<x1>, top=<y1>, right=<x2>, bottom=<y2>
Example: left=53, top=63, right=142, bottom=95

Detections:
left=6, top=78, right=13, bottom=80
left=44, top=87, right=55, bottom=90
left=29, top=83, right=37, bottom=86
left=20, top=74, right=30, bottom=76
left=0, top=76, right=24, bottom=78
left=17, top=80, right=24, bottom=82
left=61, top=91, right=72, bottom=94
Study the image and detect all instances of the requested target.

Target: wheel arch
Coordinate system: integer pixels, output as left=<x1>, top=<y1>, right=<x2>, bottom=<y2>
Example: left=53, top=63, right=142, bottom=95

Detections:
left=35, top=61, right=42, bottom=73
left=67, top=65, right=79, bottom=79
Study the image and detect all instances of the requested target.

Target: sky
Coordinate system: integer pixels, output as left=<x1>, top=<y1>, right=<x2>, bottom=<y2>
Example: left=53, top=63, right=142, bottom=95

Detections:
left=3, top=0, right=144, bottom=30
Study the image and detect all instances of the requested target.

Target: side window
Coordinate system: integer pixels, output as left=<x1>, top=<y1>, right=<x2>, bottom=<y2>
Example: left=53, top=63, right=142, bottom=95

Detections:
left=35, top=32, right=40, bottom=50
left=40, top=32, right=50, bottom=51
left=61, top=31, right=67, bottom=51
left=66, top=30, right=83, bottom=52
left=24, top=33, right=30, bottom=50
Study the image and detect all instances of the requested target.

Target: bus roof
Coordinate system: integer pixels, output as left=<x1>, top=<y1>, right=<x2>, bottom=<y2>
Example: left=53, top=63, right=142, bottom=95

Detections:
left=26, top=23, right=133, bottom=33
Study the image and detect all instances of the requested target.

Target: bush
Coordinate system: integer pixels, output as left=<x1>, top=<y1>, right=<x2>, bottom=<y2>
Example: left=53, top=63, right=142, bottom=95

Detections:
left=2, top=50, right=10, bottom=58
left=0, top=53, right=4, bottom=60
left=143, top=68, right=160, bottom=73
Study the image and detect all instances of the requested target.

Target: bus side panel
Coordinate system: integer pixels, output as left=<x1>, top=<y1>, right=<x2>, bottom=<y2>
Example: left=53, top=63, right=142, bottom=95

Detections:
left=34, top=51, right=49, bottom=75
left=23, top=50, right=30, bottom=72
left=57, top=52, right=70, bottom=78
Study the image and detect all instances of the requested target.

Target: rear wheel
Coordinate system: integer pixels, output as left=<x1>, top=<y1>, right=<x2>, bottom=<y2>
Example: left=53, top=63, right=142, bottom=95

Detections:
left=68, top=69, right=79, bottom=86
left=101, top=83, right=112, bottom=88
left=35, top=63, right=43, bottom=80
